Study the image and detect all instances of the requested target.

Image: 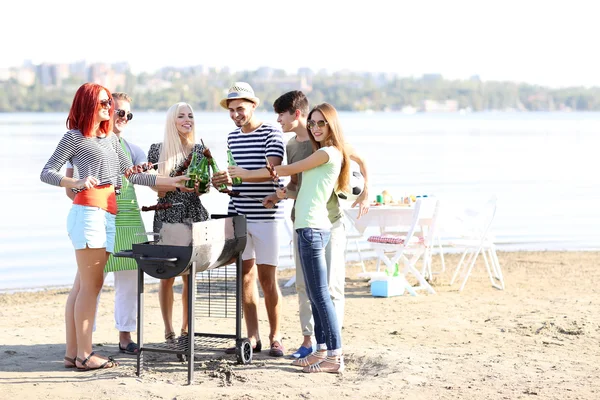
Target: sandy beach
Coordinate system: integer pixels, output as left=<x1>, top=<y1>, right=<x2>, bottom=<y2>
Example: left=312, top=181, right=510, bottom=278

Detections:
left=1, top=251, right=599, bottom=400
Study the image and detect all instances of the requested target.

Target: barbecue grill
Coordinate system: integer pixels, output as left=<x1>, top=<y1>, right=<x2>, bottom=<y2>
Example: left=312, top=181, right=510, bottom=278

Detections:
left=115, top=214, right=251, bottom=385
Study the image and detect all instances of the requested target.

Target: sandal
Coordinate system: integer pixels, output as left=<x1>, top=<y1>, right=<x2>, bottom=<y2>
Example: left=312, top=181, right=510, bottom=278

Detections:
left=292, top=350, right=326, bottom=367
left=118, top=342, right=139, bottom=355
left=165, top=332, right=177, bottom=345
left=269, top=340, right=285, bottom=357
left=178, top=331, right=189, bottom=347
left=75, top=351, right=118, bottom=371
left=302, top=356, right=344, bottom=374
left=64, top=356, right=77, bottom=369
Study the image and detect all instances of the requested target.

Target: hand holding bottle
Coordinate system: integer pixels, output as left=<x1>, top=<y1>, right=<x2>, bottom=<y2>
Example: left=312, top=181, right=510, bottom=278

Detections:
left=227, top=149, right=243, bottom=185
left=212, top=170, right=232, bottom=189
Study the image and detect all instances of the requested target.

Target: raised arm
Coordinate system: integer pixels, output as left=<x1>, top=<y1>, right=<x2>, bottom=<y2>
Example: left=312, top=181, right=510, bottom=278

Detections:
left=347, top=144, right=370, bottom=218
left=229, top=149, right=329, bottom=181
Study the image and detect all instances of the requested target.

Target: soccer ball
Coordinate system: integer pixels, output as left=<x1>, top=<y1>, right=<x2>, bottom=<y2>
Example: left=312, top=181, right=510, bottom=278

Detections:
left=336, top=160, right=365, bottom=202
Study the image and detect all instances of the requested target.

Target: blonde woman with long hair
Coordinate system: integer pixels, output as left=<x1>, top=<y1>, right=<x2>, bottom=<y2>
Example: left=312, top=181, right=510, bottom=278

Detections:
left=147, top=102, right=210, bottom=346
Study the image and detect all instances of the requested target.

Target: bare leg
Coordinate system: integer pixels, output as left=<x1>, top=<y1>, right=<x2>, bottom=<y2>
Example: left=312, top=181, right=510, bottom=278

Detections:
left=181, top=276, right=189, bottom=334
left=74, top=248, right=112, bottom=368
left=64, top=271, right=80, bottom=366
left=242, top=259, right=260, bottom=345
left=159, top=278, right=175, bottom=336
left=257, top=264, right=282, bottom=343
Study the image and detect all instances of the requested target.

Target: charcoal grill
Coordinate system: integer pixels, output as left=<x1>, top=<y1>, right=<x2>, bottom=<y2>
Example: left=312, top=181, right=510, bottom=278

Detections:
left=115, top=214, right=251, bottom=385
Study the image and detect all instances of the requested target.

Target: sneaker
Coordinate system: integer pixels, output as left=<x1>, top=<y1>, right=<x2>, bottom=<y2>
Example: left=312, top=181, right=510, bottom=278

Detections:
left=291, top=345, right=313, bottom=359
left=269, top=340, right=285, bottom=357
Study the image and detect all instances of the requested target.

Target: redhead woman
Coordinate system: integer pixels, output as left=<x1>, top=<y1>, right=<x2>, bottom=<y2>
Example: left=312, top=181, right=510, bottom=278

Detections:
left=229, top=103, right=349, bottom=373
left=40, top=83, right=188, bottom=370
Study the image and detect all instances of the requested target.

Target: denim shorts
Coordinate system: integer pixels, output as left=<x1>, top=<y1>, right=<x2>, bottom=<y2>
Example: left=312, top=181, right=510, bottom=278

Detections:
left=66, top=204, right=116, bottom=253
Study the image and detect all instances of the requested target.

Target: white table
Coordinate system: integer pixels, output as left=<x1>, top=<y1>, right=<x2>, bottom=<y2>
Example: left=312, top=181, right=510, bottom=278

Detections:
left=344, top=202, right=440, bottom=295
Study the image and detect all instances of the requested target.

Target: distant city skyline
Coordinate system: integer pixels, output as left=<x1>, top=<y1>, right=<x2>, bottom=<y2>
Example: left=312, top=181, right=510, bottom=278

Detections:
left=2, top=0, right=595, bottom=88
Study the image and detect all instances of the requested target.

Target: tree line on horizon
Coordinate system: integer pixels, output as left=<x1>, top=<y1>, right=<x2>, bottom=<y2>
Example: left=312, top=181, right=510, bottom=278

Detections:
left=2, top=67, right=600, bottom=113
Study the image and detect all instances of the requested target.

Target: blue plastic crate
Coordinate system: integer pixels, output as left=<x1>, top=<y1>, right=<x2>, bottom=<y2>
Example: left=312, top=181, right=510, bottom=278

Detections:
left=371, top=278, right=405, bottom=297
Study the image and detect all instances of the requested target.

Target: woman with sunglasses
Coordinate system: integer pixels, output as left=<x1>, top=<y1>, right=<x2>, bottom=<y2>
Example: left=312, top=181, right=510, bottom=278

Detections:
left=229, top=103, right=349, bottom=373
left=147, top=102, right=209, bottom=350
left=40, top=83, right=188, bottom=370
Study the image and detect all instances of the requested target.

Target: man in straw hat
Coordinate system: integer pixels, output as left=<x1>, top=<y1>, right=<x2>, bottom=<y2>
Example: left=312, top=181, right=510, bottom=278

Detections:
left=213, top=82, right=286, bottom=357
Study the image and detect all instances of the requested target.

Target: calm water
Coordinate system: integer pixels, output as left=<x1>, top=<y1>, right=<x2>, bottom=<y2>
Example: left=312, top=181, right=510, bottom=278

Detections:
left=1, top=111, right=599, bottom=291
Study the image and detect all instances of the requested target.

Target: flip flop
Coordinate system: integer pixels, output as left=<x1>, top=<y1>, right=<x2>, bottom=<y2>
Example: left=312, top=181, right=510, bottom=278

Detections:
left=119, top=342, right=139, bottom=355
left=64, top=356, right=77, bottom=368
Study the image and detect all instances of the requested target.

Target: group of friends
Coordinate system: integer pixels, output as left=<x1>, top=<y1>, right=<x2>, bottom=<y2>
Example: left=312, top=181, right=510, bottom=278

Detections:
left=40, top=81, right=370, bottom=375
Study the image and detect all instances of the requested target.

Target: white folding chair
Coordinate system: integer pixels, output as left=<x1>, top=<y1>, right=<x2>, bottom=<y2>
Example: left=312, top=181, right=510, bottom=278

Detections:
left=448, top=195, right=505, bottom=291
left=366, top=198, right=439, bottom=295
left=343, top=214, right=368, bottom=274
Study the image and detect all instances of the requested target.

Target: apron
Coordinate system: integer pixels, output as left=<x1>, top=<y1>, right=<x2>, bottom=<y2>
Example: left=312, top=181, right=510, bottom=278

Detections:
left=105, top=138, right=146, bottom=273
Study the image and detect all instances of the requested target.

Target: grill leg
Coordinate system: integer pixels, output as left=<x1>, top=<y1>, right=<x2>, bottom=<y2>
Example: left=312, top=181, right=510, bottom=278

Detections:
left=235, top=251, right=242, bottom=340
left=136, top=267, right=144, bottom=377
left=187, top=262, right=196, bottom=385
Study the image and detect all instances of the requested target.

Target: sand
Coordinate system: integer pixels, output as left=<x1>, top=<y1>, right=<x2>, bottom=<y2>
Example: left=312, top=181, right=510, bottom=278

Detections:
left=1, top=251, right=599, bottom=400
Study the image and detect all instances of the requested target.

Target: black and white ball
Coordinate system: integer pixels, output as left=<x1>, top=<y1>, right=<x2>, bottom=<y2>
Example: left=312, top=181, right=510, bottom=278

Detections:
left=336, top=160, right=365, bottom=202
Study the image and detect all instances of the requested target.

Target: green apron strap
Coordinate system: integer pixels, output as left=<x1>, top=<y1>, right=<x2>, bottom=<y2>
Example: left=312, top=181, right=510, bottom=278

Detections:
left=120, top=138, right=133, bottom=191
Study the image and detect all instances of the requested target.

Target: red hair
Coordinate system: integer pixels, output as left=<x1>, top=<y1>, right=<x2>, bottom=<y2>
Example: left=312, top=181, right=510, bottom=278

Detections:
left=66, top=83, right=114, bottom=138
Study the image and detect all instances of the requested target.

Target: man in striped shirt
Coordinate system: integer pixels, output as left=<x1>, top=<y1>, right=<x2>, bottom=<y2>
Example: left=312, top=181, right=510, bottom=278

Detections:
left=213, top=82, right=286, bottom=357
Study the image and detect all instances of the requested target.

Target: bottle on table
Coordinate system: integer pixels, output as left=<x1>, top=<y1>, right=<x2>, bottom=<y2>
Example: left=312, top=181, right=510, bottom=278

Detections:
left=227, top=149, right=243, bottom=185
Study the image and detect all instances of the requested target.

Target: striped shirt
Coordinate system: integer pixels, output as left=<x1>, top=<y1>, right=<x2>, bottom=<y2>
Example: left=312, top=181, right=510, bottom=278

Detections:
left=227, top=123, right=285, bottom=221
left=40, top=129, right=156, bottom=191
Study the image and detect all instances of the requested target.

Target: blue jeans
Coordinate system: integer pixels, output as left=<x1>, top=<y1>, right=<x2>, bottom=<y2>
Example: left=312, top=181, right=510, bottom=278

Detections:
left=296, top=228, right=342, bottom=352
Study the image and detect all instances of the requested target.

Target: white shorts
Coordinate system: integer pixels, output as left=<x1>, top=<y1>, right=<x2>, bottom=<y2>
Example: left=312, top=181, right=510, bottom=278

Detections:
left=242, top=221, right=280, bottom=266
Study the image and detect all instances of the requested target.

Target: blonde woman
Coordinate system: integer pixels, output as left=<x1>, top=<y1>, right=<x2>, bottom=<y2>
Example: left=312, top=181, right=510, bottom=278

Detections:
left=147, top=102, right=209, bottom=345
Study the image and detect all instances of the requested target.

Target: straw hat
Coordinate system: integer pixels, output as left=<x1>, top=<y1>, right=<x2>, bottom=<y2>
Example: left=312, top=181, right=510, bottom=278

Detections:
left=220, top=82, right=261, bottom=109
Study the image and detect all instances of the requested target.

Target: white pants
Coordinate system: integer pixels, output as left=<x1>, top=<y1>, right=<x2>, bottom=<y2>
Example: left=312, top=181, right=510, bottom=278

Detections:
left=93, top=269, right=138, bottom=333
left=294, top=218, right=346, bottom=337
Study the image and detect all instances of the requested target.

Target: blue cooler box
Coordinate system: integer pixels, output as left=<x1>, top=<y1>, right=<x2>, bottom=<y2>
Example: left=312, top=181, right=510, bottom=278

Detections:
left=371, top=278, right=405, bottom=297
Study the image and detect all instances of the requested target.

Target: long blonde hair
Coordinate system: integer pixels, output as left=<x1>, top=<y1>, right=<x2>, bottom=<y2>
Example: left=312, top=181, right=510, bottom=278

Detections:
left=158, top=102, right=196, bottom=175
left=307, top=103, right=350, bottom=193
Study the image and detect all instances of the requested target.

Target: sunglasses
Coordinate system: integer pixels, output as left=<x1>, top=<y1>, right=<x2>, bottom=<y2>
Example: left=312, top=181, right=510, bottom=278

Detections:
left=307, top=120, right=328, bottom=129
left=115, top=109, right=133, bottom=121
left=99, top=99, right=112, bottom=108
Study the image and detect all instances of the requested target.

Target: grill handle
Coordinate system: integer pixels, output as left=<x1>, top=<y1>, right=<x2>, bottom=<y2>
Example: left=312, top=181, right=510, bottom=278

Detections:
left=114, top=250, right=135, bottom=258
left=140, top=255, right=178, bottom=262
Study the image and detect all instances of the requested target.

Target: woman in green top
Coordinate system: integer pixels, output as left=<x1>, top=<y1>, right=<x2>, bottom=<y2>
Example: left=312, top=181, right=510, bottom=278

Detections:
left=229, top=103, right=350, bottom=374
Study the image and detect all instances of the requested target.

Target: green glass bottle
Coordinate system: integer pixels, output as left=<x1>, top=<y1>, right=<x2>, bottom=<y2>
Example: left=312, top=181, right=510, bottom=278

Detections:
left=208, top=157, right=227, bottom=191
left=185, top=152, right=199, bottom=189
left=197, top=157, right=210, bottom=194
left=227, top=149, right=243, bottom=185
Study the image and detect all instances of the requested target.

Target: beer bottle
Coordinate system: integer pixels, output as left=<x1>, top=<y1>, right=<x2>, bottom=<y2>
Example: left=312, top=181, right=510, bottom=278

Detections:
left=185, top=151, right=199, bottom=189
left=207, top=157, right=227, bottom=191
left=227, top=149, right=243, bottom=185
left=197, top=157, right=211, bottom=194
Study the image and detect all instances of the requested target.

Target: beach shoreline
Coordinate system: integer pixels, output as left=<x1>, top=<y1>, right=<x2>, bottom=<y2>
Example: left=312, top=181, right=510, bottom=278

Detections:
left=1, top=251, right=599, bottom=400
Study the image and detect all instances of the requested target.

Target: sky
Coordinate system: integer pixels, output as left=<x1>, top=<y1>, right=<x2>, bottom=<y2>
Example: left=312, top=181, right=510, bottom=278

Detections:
left=2, top=0, right=597, bottom=88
